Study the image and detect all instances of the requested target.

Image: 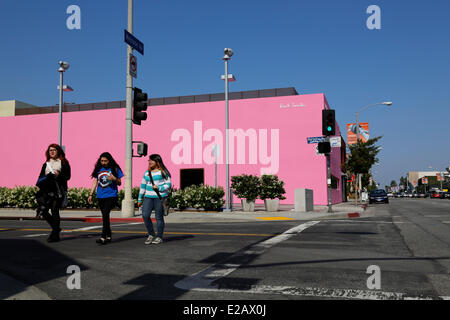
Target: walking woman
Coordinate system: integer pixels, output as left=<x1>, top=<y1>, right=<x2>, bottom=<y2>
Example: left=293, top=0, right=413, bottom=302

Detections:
left=88, top=152, right=124, bottom=245
left=35, top=144, right=71, bottom=242
left=138, top=154, right=172, bottom=245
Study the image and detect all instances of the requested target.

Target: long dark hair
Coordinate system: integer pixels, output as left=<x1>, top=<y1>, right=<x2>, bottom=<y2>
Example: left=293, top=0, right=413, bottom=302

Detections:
left=149, top=154, right=171, bottom=179
left=91, top=152, right=122, bottom=178
left=45, top=144, right=68, bottom=164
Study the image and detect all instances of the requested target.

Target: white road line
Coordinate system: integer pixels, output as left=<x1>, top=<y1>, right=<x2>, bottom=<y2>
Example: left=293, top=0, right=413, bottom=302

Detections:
left=184, top=284, right=447, bottom=300
left=22, top=233, right=49, bottom=238
left=175, top=220, right=320, bottom=291
left=326, top=220, right=409, bottom=224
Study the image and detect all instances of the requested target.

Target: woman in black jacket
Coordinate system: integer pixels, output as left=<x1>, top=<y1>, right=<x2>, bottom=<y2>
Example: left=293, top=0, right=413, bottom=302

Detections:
left=36, top=144, right=71, bottom=242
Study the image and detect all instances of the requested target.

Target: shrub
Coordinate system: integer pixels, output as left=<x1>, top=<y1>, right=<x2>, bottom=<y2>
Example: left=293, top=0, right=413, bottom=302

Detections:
left=230, top=174, right=261, bottom=202
left=169, top=188, right=189, bottom=211
left=259, top=174, right=286, bottom=200
left=169, top=184, right=224, bottom=211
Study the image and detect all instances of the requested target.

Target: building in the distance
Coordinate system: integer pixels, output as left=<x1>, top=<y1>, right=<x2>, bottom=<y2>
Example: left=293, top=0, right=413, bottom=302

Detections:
left=0, top=100, right=39, bottom=117
left=0, top=87, right=347, bottom=205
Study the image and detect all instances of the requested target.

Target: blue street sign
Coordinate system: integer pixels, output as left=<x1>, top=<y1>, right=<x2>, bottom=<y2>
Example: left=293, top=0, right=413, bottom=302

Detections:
left=124, top=30, right=144, bottom=55
left=307, top=136, right=325, bottom=144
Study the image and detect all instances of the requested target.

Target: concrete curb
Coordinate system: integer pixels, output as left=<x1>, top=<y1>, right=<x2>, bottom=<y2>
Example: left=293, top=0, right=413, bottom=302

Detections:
left=0, top=203, right=372, bottom=223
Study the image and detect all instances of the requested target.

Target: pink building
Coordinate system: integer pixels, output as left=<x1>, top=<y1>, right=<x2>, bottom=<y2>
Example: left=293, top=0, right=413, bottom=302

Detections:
left=0, top=87, right=346, bottom=205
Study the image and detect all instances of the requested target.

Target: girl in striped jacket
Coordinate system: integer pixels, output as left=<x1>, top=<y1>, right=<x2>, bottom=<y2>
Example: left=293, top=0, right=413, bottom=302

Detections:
left=138, top=154, right=172, bottom=245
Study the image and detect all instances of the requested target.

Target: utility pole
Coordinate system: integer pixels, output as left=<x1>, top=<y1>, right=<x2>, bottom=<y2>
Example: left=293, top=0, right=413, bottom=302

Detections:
left=122, top=0, right=135, bottom=217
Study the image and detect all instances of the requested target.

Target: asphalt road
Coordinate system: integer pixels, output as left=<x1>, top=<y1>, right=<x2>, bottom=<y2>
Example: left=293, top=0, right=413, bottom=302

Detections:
left=1, top=198, right=449, bottom=300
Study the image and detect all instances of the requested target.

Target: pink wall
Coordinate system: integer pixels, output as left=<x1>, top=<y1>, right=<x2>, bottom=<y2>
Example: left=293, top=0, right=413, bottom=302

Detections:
left=0, top=93, right=343, bottom=205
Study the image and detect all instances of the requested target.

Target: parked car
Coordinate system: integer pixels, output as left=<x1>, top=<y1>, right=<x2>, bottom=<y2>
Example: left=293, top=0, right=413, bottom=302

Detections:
left=430, top=191, right=441, bottom=198
left=369, top=189, right=389, bottom=204
left=387, top=193, right=394, bottom=198
left=439, top=191, right=450, bottom=199
left=417, top=192, right=426, bottom=198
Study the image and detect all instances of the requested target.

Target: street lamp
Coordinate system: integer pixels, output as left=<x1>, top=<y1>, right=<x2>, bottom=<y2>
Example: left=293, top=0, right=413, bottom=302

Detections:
left=57, top=61, right=72, bottom=149
left=354, top=101, right=392, bottom=203
left=222, top=48, right=236, bottom=212
left=355, top=101, right=392, bottom=142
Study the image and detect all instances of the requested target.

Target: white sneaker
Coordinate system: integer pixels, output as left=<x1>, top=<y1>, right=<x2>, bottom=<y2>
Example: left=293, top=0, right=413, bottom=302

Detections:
left=151, top=237, right=163, bottom=245
left=145, top=235, right=154, bottom=245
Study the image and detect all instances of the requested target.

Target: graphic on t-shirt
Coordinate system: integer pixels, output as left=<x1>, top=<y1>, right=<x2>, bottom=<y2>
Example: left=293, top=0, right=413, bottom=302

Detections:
left=98, top=170, right=112, bottom=188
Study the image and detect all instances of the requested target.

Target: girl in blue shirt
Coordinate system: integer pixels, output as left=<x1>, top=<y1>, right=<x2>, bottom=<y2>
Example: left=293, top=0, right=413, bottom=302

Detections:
left=88, top=152, right=124, bottom=245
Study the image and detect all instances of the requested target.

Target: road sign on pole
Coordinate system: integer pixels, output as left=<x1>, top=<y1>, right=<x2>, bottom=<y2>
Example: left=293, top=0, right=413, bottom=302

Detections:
left=129, top=54, right=137, bottom=78
left=124, top=29, right=144, bottom=55
left=307, top=136, right=325, bottom=144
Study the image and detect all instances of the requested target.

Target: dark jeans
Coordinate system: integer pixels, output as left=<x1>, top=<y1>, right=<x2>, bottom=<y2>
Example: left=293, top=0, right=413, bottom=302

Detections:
left=98, top=197, right=118, bottom=238
left=142, top=197, right=165, bottom=238
left=40, top=198, right=62, bottom=235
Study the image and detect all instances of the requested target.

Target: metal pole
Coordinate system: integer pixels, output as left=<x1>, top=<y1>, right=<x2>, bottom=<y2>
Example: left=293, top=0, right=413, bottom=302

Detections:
left=326, top=137, right=332, bottom=213
left=355, top=112, right=359, bottom=205
left=122, top=0, right=135, bottom=217
left=58, top=71, right=63, bottom=146
left=214, top=144, right=218, bottom=188
left=224, top=59, right=230, bottom=212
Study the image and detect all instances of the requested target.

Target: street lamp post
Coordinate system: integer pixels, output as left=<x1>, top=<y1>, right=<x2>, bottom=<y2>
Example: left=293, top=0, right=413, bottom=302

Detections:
left=354, top=101, right=392, bottom=204
left=57, top=61, right=72, bottom=149
left=222, top=48, right=236, bottom=212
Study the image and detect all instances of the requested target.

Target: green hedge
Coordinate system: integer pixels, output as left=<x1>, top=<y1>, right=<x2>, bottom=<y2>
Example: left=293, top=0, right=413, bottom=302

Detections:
left=0, top=185, right=225, bottom=211
left=169, top=184, right=225, bottom=211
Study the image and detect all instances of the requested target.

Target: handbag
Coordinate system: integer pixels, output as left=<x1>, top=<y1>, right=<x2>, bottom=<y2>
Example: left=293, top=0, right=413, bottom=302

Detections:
left=36, top=175, right=48, bottom=188
left=149, top=171, right=171, bottom=216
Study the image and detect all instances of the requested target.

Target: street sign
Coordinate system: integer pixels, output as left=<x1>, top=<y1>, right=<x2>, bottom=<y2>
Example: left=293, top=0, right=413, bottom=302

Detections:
left=307, top=136, right=325, bottom=144
left=330, top=136, right=341, bottom=147
left=129, top=54, right=137, bottom=78
left=124, top=30, right=144, bottom=55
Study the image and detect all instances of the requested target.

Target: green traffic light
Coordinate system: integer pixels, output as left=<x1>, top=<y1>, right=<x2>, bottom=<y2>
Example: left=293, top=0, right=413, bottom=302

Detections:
left=327, top=126, right=332, bottom=131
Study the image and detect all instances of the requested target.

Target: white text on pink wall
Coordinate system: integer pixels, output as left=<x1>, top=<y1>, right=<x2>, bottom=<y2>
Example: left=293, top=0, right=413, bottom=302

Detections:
left=170, top=121, right=279, bottom=175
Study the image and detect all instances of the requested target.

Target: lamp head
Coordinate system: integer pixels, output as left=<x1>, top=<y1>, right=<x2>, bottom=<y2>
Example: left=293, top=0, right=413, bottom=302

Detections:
left=58, top=61, right=70, bottom=72
left=223, top=48, right=233, bottom=60
left=383, top=102, right=392, bottom=106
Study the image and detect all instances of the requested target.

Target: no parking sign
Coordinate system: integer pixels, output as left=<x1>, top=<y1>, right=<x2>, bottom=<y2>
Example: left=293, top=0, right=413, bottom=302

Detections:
left=129, top=54, right=137, bottom=78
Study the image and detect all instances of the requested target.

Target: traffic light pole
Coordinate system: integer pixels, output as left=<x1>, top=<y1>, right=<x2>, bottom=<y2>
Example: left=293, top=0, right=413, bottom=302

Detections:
left=326, top=137, right=333, bottom=213
left=122, top=0, right=135, bottom=217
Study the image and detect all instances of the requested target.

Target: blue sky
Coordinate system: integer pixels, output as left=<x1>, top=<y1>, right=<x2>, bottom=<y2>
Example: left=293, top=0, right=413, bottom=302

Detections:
left=1, top=0, right=449, bottom=188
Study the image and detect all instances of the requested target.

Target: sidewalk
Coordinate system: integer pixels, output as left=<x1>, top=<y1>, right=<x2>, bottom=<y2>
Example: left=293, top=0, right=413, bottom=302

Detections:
left=0, top=202, right=373, bottom=223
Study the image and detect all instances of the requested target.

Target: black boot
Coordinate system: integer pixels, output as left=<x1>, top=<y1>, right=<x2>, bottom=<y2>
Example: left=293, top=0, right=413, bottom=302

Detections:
left=47, top=230, right=60, bottom=243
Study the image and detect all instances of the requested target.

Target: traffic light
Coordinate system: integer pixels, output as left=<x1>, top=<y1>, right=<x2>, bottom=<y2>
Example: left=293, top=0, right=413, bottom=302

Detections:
left=136, top=142, right=148, bottom=157
left=133, top=87, right=148, bottom=125
left=318, top=141, right=331, bottom=154
left=322, top=109, right=335, bottom=136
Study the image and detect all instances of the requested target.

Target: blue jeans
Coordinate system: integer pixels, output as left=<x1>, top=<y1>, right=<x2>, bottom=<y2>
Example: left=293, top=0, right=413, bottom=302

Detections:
left=142, top=197, right=165, bottom=238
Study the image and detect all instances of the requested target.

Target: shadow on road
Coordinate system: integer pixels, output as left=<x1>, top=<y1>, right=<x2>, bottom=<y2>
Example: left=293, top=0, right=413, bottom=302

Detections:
left=119, top=273, right=188, bottom=299
left=0, top=239, right=88, bottom=299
